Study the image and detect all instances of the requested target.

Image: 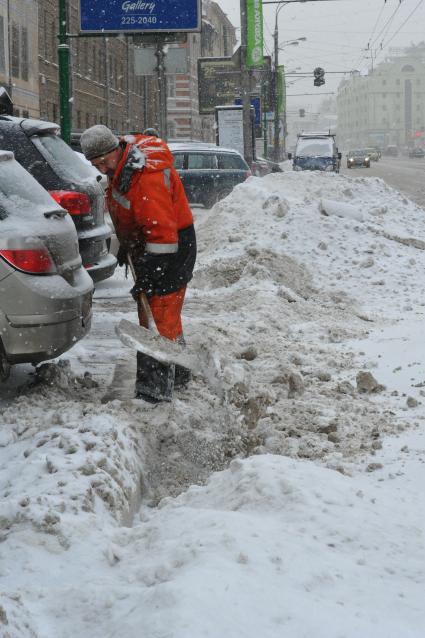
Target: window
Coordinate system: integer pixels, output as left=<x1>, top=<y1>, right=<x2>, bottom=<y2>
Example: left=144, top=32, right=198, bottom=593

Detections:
left=92, top=45, right=97, bottom=79
left=217, top=153, right=247, bottom=169
left=167, top=78, right=176, bottom=98
left=172, top=153, right=185, bottom=169
left=0, top=17, right=5, bottom=74
left=167, top=121, right=176, bottom=138
left=187, top=153, right=217, bottom=169
left=11, top=22, right=19, bottom=77
left=51, top=21, right=57, bottom=63
left=34, top=134, right=96, bottom=182
left=21, top=27, right=28, bottom=81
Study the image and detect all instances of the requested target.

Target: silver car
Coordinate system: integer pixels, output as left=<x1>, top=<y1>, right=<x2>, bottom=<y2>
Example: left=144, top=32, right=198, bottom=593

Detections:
left=0, top=151, right=93, bottom=380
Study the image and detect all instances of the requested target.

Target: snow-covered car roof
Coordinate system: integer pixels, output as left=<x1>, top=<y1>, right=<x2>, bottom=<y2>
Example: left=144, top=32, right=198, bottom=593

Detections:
left=0, top=114, right=59, bottom=136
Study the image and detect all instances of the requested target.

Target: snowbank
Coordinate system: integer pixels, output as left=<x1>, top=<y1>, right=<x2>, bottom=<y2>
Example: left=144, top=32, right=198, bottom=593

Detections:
left=1, top=170, right=425, bottom=637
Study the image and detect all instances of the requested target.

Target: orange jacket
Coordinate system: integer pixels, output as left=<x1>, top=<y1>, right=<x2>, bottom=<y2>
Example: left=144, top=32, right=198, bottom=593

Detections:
left=107, top=134, right=192, bottom=253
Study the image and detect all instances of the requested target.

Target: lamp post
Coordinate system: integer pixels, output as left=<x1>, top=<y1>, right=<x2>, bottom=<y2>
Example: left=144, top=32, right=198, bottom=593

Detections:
left=240, top=0, right=254, bottom=166
left=271, top=0, right=306, bottom=160
left=58, top=0, right=71, bottom=144
left=273, top=35, right=306, bottom=161
left=272, top=1, right=288, bottom=161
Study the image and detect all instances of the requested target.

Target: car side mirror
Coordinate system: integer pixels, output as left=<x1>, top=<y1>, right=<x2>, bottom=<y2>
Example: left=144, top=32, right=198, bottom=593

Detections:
left=287, top=152, right=292, bottom=160
left=338, top=152, right=342, bottom=160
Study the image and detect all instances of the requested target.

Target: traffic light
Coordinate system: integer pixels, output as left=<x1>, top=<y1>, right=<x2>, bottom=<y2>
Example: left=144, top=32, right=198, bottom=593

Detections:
left=313, top=67, right=325, bottom=87
left=299, top=109, right=305, bottom=118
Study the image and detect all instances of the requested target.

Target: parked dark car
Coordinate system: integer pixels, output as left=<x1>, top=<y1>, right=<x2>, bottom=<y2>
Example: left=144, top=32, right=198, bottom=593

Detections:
left=408, top=147, right=425, bottom=158
left=168, top=142, right=252, bottom=208
left=251, top=157, right=283, bottom=176
left=0, top=150, right=93, bottom=380
left=346, top=149, right=371, bottom=168
left=0, top=116, right=116, bottom=282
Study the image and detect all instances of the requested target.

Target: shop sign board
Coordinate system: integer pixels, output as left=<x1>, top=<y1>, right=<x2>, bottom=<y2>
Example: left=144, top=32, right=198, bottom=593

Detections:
left=79, top=0, right=201, bottom=33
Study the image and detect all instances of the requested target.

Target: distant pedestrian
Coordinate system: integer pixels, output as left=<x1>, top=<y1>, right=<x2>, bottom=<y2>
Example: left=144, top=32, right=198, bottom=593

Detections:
left=80, top=125, right=196, bottom=402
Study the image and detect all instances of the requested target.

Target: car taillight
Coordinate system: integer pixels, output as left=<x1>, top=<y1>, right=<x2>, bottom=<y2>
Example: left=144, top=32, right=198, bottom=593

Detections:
left=49, top=190, right=92, bottom=217
left=0, top=248, right=55, bottom=274
left=245, top=170, right=252, bottom=179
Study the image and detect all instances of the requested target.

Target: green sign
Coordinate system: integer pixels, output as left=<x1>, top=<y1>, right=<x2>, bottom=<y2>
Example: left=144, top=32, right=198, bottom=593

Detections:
left=277, top=65, right=286, bottom=112
left=246, top=0, right=263, bottom=67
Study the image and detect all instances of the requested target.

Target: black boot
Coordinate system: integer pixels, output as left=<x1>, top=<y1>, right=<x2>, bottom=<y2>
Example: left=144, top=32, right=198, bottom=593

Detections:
left=174, top=334, right=191, bottom=389
left=135, top=351, right=175, bottom=402
left=174, top=364, right=191, bottom=389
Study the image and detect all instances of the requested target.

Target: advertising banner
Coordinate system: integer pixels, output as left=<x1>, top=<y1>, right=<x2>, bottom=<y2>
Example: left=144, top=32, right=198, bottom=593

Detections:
left=246, top=0, right=264, bottom=67
left=277, top=65, right=286, bottom=112
left=198, top=57, right=241, bottom=114
left=216, top=107, right=245, bottom=156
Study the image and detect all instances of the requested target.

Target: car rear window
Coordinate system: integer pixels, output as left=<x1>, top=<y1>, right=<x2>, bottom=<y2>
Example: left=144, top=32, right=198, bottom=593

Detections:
left=32, top=133, right=97, bottom=182
left=187, top=153, right=217, bottom=169
left=217, top=153, right=247, bottom=170
left=173, top=153, right=185, bottom=170
left=0, top=157, right=60, bottom=211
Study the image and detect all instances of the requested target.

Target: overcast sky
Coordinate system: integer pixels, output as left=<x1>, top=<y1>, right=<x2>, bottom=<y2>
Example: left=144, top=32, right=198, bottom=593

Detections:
left=212, top=0, right=425, bottom=113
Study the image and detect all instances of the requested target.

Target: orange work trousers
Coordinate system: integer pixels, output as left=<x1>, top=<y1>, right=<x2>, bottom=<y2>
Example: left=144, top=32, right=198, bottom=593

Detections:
left=137, top=286, right=186, bottom=341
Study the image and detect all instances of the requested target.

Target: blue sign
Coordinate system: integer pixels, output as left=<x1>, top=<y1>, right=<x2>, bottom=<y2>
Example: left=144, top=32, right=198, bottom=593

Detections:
left=79, top=0, right=201, bottom=33
left=235, top=97, right=261, bottom=126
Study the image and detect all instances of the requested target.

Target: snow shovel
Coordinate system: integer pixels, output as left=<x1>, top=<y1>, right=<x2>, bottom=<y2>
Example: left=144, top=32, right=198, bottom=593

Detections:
left=115, top=254, right=206, bottom=377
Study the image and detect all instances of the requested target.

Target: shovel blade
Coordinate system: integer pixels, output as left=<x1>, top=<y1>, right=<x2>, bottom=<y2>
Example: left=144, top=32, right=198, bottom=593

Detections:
left=116, top=319, right=199, bottom=373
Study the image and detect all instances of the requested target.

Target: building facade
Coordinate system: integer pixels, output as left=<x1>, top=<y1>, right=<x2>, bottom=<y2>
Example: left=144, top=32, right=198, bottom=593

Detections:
left=337, top=46, right=425, bottom=150
left=39, top=0, right=154, bottom=134
left=165, top=0, right=237, bottom=141
left=0, top=0, right=39, bottom=117
left=1, top=0, right=237, bottom=142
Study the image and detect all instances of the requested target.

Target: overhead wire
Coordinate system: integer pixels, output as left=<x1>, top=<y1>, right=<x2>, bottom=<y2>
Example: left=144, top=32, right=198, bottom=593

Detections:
left=381, top=0, right=425, bottom=47
left=369, top=0, right=403, bottom=49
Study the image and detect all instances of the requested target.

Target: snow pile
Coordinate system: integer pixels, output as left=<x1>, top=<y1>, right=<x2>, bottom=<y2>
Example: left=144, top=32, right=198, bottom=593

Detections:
left=1, top=171, right=425, bottom=637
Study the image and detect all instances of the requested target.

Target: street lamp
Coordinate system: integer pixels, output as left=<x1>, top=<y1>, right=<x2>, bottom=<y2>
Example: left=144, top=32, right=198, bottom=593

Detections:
left=278, top=37, right=307, bottom=48
left=272, top=1, right=288, bottom=161
left=273, top=32, right=306, bottom=161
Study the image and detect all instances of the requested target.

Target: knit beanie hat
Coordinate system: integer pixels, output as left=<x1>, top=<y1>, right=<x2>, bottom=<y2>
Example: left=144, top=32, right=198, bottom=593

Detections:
left=80, top=125, right=119, bottom=161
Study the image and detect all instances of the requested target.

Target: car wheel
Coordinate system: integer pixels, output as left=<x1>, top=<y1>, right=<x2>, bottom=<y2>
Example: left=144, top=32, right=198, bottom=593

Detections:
left=202, top=193, right=217, bottom=209
left=216, top=188, right=232, bottom=203
left=0, top=346, right=11, bottom=381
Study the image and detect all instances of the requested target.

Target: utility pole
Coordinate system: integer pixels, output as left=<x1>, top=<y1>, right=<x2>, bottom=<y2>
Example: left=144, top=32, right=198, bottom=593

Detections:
left=273, top=18, right=280, bottom=161
left=262, top=80, right=268, bottom=157
left=6, top=0, right=12, bottom=98
left=104, top=37, right=111, bottom=128
left=240, top=0, right=254, bottom=166
left=155, top=41, right=167, bottom=138
left=58, top=0, right=71, bottom=144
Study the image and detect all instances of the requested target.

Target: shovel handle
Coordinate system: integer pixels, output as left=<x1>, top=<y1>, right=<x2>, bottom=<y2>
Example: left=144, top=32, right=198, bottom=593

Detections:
left=126, top=252, right=160, bottom=336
